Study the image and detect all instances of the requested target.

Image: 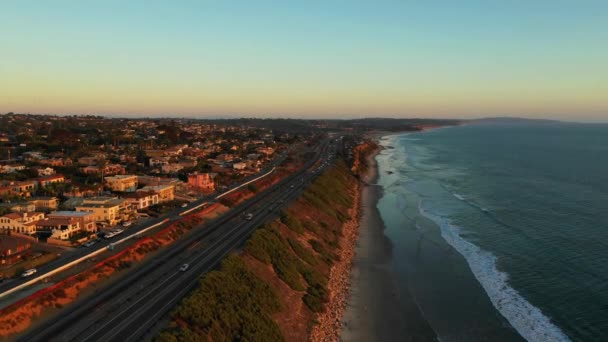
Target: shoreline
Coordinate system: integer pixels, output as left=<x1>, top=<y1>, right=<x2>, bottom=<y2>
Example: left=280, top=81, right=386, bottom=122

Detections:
left=340, top=140, right=437, bottom=341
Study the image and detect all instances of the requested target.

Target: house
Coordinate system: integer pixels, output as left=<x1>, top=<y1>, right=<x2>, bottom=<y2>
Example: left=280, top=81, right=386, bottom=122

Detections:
left=77, top=156, right=99, bottom=166
left=178, top=159, right=197, bottom=168
left=36, top=175, right=65, bottom=188
left=105, top=175, right=138, bottom=192
left=39, top=158, right=72, bottom=167
left=36, top=167, right=56, bottom=176
left=232, top=162, right=247, bottom=170
left=9, top=202, right=36, bottom=213
left=0, top=235, right=32, bottom=265
left=187, top=172, right=216, bottom=192
left=165, top=145, right=187, bottom=156
left=138, top=184, right=175, bottom=203
left=47, top=211, right=96, bottom=232
left=123, top=191, right=159, bottom=210
left=29, top=197, right=59, bottom=211
left=0, top=164, right=26, bottom=174
left=217, top=153, right=235, bottom=162
left=35, top=218, right=80, bottom=240
left=149, top=157, right=170, bottom=167
left=0, top=180, right=37, bottom=197
left=81, top=164, right=125, bottom=175
left=256, top=147, right=275, bottom=157
left=161, top=163, right=184, bottom=174
left=0, top=212, right=45, bottom=235
left=75, top=197, right=127, bottom=225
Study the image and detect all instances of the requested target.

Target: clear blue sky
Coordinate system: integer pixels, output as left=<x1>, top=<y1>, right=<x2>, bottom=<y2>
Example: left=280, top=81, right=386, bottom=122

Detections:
left=1, top=1, right=607, bottom=121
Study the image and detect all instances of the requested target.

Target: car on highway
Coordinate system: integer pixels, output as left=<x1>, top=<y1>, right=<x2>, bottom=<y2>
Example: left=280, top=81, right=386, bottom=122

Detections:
left=84, top=240, right=97, bottom=247
left=21, top=269, right=37, bottom=278
left=244, top=213, right=253, bottom=220
left=181, top=203, right=188, bottom=208
left=180, top=264, right=189, bottom=272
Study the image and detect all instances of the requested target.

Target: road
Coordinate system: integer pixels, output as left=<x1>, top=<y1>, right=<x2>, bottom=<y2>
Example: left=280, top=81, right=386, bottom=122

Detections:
left=19, top=139, right=337, bottom=342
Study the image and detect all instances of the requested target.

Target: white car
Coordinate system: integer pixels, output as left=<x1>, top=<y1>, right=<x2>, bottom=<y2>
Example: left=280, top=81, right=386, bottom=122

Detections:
left=21, top=269, right=37, bottom=277
left=180, top=264, right=189, bottom=272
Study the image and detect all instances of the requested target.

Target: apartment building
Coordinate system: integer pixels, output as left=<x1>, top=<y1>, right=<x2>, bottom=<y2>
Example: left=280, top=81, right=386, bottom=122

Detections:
left=0, top=212, right=45, bottom=235
left=75, top=197, right=127, bottom=225
left=138, top=184, right=175, bottom=203
left=105, top=175, right=138, bottom=192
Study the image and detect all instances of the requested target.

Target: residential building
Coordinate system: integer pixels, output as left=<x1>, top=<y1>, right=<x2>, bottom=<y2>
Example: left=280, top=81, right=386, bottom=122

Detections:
left=124, top=191, right=159, bottom=210
left=0, top=180, right=37, bottom=197
left=35, top=218, right=80, bottom=240
left=0, top=164, right=26, bottom=174
left=232, top=162, right=247, bottom=170
left=29, top=197, right=59, bottom=211
left=105, top=175, right=138, bottom=192
left=161, top=163, right=184, bottom=174
left=81, top=164, right=125, bottom=175
left=138, top=184, right=175, bottom=202
left=75, top=197, right=127, bottom=225
left=149, top=157, right=170, bottom=167
left=256, top=146, right=275, bottom=157
left=0, top=235, right=32, bottom=265
left=36, top=175, right=65, bottom=188
left=187, top=172, right=216, bottom=192
left=48, top=211, right=96, bottom=232
left=0, top=212, right=45, bottom=235
left=36, top=167, right=56, bottom=176
left=9, top=202, right=36, bottom=213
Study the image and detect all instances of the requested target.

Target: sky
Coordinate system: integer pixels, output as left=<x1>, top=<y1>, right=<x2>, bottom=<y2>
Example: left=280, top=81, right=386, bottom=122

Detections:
left=1, top=1, right=607, bottom=121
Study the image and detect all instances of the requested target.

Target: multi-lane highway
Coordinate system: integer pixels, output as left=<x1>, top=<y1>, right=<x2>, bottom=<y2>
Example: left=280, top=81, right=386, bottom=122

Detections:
left=19, top=139, right=337, bottom=342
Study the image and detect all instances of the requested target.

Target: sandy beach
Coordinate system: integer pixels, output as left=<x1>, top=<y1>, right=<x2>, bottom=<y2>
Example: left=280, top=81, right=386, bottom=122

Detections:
left=341, top=145, right=437, bottom=342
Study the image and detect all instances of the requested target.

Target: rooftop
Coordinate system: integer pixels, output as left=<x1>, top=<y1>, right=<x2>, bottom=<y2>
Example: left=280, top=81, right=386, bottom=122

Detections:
left=49, top=211, right=94, bottom=217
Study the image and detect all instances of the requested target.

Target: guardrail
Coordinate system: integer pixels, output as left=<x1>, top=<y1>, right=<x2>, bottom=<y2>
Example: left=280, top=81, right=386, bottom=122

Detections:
left=216, top=167, right=276, bottom=199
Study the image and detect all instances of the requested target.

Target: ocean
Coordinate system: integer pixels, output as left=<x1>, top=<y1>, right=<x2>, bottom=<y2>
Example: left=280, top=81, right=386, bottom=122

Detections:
left=375, top=122, right=608, bottom=342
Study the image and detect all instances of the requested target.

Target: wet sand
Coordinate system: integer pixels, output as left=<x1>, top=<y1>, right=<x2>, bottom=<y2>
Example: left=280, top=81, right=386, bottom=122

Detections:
left=341, top=147, right=437, bottom=342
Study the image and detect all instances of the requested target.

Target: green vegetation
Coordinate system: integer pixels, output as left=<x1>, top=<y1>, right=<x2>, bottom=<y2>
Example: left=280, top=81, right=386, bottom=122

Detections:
left=280, top=210, right=304, bottom=234
left=287, top=238, right=317, bottom=266
left=246, top=225, right=305, bottom=291
left=159, top=255, right=283, bottom=341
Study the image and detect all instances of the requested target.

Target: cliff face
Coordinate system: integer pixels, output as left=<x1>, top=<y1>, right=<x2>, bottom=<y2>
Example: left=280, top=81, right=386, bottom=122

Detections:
left=350, top=141, right=379, bottom=177
left=158, top=159, right=361, bottom=342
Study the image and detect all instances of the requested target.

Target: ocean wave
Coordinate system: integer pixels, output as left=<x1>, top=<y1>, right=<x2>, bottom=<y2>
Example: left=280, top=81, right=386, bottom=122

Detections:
left=452, top=192, right=465, bottom=201
left=418, top=203, right=570, bottom=342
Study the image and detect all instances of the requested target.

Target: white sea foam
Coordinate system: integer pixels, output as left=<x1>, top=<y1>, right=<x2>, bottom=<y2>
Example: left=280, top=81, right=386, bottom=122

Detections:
left=418, top=203, right=571, bottom=342
left=452, top=192, right=466, bottom=201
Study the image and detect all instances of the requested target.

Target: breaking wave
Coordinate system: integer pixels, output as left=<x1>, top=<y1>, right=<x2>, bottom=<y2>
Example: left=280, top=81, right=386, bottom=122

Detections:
left=418, top=203, right=570, bottom=342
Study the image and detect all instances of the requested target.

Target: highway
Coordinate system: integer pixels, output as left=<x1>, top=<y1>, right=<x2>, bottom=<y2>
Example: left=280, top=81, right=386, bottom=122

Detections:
left=19, top=139, right=336, bottom=342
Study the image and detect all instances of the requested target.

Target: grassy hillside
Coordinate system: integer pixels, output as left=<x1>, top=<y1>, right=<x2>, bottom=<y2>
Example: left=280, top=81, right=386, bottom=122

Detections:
left=157, top=160, right=358, bottom=341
